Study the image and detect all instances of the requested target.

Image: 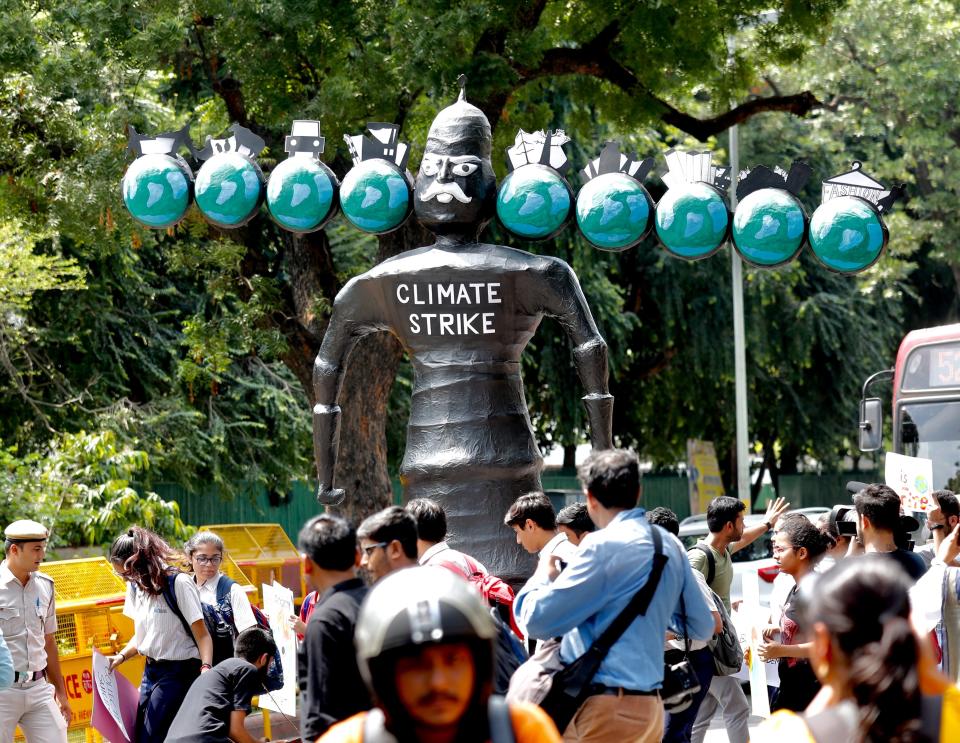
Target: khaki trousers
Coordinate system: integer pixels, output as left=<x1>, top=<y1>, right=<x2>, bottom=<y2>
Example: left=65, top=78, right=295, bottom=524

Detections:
left=0, top=681, right=68, bottom=743
left=563, top=691, right=664, bottom=743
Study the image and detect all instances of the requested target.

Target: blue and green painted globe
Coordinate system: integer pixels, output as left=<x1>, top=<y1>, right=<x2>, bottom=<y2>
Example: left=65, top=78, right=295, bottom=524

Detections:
left=340, top=160, right=412, bottom=234
left=194, top=152, right=264, bottom=227
left=809, top=196, right=887, bottom=274
left=497, top=165, right=572, bottom=240
left=732, top=188, right=807, bottom=267
left=655, top=182, right=729, bottom=259
left=576, top=173, right=652, bottom=251
left=121, top=154, right=192, bottom=228
left=266, top=158, right=338, bottom=233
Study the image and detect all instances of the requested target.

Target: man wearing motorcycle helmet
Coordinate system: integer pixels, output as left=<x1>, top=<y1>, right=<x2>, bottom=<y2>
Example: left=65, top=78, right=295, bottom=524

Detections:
left=317, top=567, right=559, bottom=743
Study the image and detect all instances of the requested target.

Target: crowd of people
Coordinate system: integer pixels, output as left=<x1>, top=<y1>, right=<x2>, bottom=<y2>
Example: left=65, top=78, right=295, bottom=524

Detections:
left=2, top=450, right=960, bottom=742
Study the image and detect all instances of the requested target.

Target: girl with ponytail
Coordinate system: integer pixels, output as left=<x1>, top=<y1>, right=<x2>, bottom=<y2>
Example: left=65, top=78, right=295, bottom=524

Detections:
left=753, top=557, right=952, bottom=743
left=106, top=526, right=214, bottom=742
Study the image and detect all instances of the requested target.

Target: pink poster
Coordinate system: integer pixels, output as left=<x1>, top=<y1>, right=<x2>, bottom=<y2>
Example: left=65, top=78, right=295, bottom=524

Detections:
left=91, top=650, right=139, bottom=743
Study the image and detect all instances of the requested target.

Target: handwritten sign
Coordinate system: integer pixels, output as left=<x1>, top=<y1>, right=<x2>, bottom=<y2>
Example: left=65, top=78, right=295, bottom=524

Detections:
left=91, top=650, right=138, bottom=743
left=258, top=581, right=297, bottom=717
left=885, top=451, right=935, bottom=512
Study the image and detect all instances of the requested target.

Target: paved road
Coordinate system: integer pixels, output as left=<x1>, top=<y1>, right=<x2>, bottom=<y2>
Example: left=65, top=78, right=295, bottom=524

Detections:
left=703, top=714, right=766, bottom=742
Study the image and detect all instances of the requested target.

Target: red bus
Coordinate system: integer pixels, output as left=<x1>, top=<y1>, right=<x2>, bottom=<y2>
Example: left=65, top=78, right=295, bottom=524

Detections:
left=859, top=323, right=960, bottom=491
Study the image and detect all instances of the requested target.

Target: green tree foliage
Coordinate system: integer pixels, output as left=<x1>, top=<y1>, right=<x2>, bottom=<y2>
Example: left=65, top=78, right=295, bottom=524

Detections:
left=3, top=0, right=911, bottom=522
left=0, top=430, right=192, bottom=546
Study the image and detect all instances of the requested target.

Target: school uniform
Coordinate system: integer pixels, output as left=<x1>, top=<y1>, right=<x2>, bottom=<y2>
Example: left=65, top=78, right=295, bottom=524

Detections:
left=123, top=572, right=204, bottom=742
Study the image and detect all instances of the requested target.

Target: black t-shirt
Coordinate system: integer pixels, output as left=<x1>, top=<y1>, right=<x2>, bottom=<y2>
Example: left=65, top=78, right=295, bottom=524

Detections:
left=298, top=577, right=371, bottom=739
left=871, top=548, right=928, bottom=583
left=166, top=658, right=262, bottom=743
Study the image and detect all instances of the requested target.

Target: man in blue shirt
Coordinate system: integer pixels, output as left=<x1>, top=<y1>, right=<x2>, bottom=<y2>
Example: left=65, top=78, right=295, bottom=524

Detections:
left=515, top=449, right=715, bottom=742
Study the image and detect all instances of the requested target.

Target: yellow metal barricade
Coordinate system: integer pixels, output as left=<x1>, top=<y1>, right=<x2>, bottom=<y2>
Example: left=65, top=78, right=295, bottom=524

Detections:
left=200, top=524, right=305, bottom=605
left=16, top=557, right=144, bottom=743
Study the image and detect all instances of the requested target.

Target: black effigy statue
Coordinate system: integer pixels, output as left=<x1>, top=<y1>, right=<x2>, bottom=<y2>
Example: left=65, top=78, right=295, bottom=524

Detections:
left=312, top=81, right=613, bottom=579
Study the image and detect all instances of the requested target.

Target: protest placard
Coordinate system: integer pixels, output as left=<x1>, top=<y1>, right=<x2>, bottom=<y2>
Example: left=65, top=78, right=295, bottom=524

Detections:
left=91, top=650, right=138, bottom=743
left=258, top=581, right=297, bottom=718
left=885, top=451, right=936, bottom=512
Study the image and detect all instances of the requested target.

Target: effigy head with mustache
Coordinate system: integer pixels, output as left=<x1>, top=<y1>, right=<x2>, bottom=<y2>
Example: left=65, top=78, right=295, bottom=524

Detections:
left=414, top=80, right=496, bottom=240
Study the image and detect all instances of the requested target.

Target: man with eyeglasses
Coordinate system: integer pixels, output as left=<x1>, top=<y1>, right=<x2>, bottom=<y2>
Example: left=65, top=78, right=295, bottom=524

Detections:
left=357, top=507, right=418, bottom=583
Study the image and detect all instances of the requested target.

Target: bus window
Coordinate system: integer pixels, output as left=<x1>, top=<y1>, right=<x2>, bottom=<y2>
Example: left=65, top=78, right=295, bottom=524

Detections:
left=899, top=401, right=960, bottom=491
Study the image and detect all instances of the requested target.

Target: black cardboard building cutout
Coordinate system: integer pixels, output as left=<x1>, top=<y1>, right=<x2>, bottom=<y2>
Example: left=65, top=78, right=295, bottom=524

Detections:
left=313, top=82, right=613, bottom=579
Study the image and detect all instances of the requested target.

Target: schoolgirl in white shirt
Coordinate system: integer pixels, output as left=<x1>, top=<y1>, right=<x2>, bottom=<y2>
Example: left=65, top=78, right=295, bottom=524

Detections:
left=184, top=531, right=257, bottom=633
left=106, top=527, right=213, bottom=742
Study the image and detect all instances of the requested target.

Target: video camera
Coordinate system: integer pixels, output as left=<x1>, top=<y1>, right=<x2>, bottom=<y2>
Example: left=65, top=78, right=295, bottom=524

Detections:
left=833, top=481, right=922, bottom=549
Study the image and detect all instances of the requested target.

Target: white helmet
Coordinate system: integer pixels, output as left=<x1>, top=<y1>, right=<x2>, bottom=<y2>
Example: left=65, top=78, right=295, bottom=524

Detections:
left=355, top=566, right=496, bottom=686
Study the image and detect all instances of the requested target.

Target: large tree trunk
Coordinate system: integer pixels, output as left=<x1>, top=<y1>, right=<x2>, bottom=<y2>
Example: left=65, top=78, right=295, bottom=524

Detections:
left=281, top=220, right=430, bottom=525
left=329, top=332, right=404, bottom=524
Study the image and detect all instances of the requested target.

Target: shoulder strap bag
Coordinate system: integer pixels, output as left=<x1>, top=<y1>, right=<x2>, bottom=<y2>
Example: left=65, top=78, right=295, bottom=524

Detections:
left=538, top=525, right=668, bottom=732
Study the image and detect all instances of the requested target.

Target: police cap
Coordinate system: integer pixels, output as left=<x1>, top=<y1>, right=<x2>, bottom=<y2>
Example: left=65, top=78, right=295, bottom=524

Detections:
left=4, top=520, right=50, bottom=543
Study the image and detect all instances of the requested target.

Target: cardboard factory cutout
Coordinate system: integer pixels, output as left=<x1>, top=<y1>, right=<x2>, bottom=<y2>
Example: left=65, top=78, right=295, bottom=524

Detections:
left=496, top=127, right=574, bottom=241
left=577, top=142, right=655, bottom=252
left=655, top=149, right=731, bottom=260
left=313, top=80, right=613, bottom=579
left=808, top=162, right=902, bottom=274
left=193, top=124, right=267, bottom=229
left=121, top=125, right=195, bottom=229
left=339, top=123, right=413, bottom=234
left=732, top=161, right=811, bottom=268
left=266, top=120, right=340, bottom=234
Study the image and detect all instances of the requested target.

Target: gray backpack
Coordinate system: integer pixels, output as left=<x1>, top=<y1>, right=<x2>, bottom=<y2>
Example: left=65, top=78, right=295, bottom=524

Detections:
left=691, top=543, right=744, bottom=676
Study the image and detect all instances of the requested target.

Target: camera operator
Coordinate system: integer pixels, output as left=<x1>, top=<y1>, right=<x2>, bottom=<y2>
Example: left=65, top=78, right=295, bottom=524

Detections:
left=817, top=508, right=856, bottom=573
left=852, top=484, right=927, bottom=582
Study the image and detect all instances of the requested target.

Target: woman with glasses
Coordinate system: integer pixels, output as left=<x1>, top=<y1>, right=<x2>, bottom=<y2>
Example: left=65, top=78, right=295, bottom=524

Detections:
left=106, top=526, right=213, bottom=742
left=758, top=513, right=831, bottom=712
left=185, top=530, right=258, bottom=639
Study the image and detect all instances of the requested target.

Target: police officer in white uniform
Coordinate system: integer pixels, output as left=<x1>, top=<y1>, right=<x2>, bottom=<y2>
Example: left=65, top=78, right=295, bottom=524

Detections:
left=0, top=520, right=71, bottom=743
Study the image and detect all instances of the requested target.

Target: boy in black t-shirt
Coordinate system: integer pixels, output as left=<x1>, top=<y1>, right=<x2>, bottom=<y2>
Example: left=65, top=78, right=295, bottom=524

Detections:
left=167, top=627, right=276, bottom=743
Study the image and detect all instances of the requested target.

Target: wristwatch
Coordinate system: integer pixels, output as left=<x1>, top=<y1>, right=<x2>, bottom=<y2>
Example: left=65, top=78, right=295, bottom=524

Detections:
left=764, top=521, right=773, bottom=531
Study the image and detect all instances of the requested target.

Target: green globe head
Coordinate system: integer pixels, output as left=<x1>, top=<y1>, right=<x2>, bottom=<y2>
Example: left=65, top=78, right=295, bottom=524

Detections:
left=809, top=196, right=887, bottom=274
left=340, top=159, right=413, bottom=234
left=194, top=152, right=264, bottom=228
left=576, top=173, right=652, bottom=251
left=496, top=165, right=572, bottom=241
left=732, top=188, right=807, bottom=267
left=121, top=154, right=193, bottom=229
left=655, top=182, right=729, bottom=260
left=266, top=158, right=339, bottom=233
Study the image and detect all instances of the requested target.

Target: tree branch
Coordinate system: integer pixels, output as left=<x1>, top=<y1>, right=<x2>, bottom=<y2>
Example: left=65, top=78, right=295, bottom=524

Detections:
left=515, top=30, right=821, bottom=142
left=191, top=20, right=249, bottom=127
